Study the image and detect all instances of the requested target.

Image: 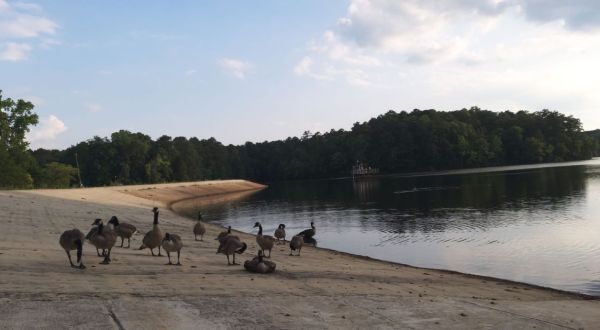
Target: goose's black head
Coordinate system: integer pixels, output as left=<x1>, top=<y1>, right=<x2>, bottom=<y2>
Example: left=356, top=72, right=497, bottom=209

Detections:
left=197, top=212, right=203, bottom=220
left=253, top=222, right=261, bottom=228
left=92, top=218, right=102, bottom=226
left=108, top=216, right=119, bottom=226
left=311, top=222, right=315, bottom=228
left=279, top=224, right=285, bottom=229
left=227, top=226, right=232, bottom=233
left=163, top=233, right=172, bottom=241
left=152, top=207, right=159, bottom=213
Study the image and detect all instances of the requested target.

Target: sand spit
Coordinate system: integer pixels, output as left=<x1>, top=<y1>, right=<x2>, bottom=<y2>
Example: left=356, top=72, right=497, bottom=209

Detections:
left=0, top=180, right=598, bottom=329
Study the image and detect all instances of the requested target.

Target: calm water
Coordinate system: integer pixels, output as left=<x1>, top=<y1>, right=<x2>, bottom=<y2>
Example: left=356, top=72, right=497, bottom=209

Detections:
left=177, top=159, right=600, bottom=295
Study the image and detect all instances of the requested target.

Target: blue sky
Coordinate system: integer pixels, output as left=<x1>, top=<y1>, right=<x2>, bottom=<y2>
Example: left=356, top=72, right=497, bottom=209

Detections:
left=2, top=1, right=600, bottom=149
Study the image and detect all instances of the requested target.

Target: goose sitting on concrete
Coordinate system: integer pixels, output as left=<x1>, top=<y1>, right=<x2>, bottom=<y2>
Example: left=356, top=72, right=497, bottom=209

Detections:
left=244, top=250, right=276, bottom=274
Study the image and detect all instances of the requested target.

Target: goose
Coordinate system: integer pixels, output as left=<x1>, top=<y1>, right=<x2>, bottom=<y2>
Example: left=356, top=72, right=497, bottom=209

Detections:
left=216, top=226, right=233, bottom=241
left=289, top=234, right=304, bottom=256
left=162, top=233, right=183, bottom=265
left=274, top=224, right=286, bottom=244
left=88, top=223, right=117, bottom=264
left=59, top=229, right=86, bottom=269
left=85, top=218, right=105, bottom=256
left=244, top=250, right=276, bottom=274
left=297, top=222, right=316, bottom=242
left=138, top=207, right=164, bottom=256
left=217, top=235, right=247, bottom=265
left=253, top=222, right=276, bottom=258
left=107, top=216, right=137, bottom=248
left=193, top=212, right=206, bottom=241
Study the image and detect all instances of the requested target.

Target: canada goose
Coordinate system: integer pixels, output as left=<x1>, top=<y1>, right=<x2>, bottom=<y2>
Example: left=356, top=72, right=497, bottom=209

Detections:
left=216, top=226, right=233, bottom=241
left=88, top=223, right=117, bottom=264
left=138, top=207, right=164, bottom=256
left=107, top=216, right=137, bottom=248
left=217, top=235, right=247, bottom=265
left=85, top=218, right=105, bottom=257
left=244, top=250, right=276, bottom=273
left=193, top=212, right=206, bottom=241
left=297, top=222, right=316, bottom=241
left=274, top=224, right=286, bottom=243
left=253, top=222, right=276, bottom=258
left=289, top=234, right=304, bottom=256
left=162, top=233, right=183, bottom=265
left=59, top=229, right=86, bottom=269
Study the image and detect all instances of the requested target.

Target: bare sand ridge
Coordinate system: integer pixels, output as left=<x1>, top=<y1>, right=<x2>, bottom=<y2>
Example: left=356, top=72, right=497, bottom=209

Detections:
left=0, top=180, right=598, bottom=329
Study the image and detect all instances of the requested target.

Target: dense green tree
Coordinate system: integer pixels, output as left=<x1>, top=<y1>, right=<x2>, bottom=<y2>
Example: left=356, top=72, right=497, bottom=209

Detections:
left=10, top=101, right=595, bottom=187
left=0, top=91, right=39, bottom=188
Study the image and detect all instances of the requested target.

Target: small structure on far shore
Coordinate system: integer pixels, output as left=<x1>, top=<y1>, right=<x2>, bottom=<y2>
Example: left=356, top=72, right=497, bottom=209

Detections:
left=351, top=160, right=379, bottom=179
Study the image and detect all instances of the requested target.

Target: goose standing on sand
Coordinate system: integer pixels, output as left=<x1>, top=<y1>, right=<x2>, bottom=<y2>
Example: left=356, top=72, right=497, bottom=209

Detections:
left=88, top=222, right=117, bottom=264
left=139, top=207, right=164, bottom=256
left=59, top=229, right=86, bottom=269
left=162, top=233, right=183, bottom=265
left=217, top=235, right=247, bottom=265
left=274, top=224, right=286, bottom=244
left=297, top=222, right=316, bottom=243
left=244, top=250, right=276, bottom=273
left=193, top=212, right=206, bottom=241
left=85, top=218, right=105, bottom=256
left=253, top=222, right=276, bottom=258
left=289, top=234, right=304, bottom=256
left=108, top=216, right=137, bottom=248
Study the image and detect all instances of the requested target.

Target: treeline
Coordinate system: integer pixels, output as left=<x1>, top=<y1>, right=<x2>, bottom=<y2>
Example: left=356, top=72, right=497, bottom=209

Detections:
left=585, top=129, right=600, bottom=156
left=1, top=91, right=596, bottom=188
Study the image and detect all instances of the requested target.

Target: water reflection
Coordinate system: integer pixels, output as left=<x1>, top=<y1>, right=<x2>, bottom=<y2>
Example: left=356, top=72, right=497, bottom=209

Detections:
left=176, top=160, right=600, bottom=295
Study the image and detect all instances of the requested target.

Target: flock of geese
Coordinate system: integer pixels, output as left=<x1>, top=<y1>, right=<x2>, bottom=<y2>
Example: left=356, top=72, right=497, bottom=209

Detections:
left=58, top=206, right=317, bottom=274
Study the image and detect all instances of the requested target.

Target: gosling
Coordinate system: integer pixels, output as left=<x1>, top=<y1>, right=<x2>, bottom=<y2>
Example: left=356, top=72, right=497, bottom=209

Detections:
left=59, top=229, right=86, bottom=269
left=162, top=233, right=183, bottom=266
left=274, top=224, right=286, bottom=244
left=107, top=216, right=137, bottom=248
left=253, top=222, right=276, bottom=258
left=289, top=234, right=304, bottom=256
left=85, top=218, right=105, bottom=256
left=88, top=223, right=117, bottom=264
left=193, top=212, right=206, bottom=241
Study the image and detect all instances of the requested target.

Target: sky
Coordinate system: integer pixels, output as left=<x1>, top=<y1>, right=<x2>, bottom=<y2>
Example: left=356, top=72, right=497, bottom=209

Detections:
left=1, top=0, right=600, bottom=149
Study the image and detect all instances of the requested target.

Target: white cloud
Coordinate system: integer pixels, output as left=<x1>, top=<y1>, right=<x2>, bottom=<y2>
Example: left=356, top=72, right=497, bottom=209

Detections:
left=84, top=103, right=103, bottom=113
left=294, top=0, right=600, bottom=129
left=218, top=58, right=252, bottom=79
left=0, top=41, right=31, bottom=60
left=0, top=0, right=58, bottom=61
left=27, top=115, right=67, bottom=148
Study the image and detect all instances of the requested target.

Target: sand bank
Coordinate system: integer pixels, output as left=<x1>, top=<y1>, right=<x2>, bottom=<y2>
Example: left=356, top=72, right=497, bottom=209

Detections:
left=0, top=180, right=598, bottom=329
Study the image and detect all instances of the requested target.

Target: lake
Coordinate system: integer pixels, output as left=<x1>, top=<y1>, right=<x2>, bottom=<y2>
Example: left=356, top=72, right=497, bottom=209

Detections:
left=176, top=159, right=600, bottom=296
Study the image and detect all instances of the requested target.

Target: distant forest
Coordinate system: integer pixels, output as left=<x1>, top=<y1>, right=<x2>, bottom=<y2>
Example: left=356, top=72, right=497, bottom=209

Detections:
left=1, top=90, right=597, bottom=188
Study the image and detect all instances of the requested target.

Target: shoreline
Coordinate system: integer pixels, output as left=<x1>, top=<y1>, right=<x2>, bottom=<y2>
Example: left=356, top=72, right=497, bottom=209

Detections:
left=169, top=190, right=596, bottom=300
left=1, top=180, right=599, bottom=329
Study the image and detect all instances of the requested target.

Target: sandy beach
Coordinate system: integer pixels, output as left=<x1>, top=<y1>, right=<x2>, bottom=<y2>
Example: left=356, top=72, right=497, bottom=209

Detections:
left=1, top=180, right=598, bottom=329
